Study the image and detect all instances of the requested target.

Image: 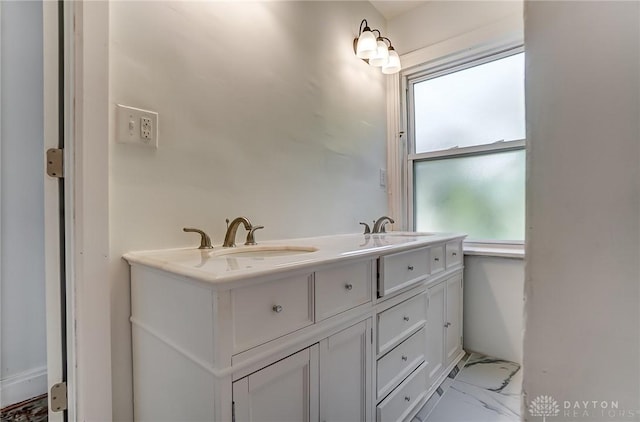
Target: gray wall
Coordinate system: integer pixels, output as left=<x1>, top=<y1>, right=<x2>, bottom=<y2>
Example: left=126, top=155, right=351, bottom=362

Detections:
left=0, top=0, right=47, bottom=407
left=524, top=1, right=640, bottom=419
left=109, top=2, right=388, bottom=419
left=464, top=256, right=523, bottom=364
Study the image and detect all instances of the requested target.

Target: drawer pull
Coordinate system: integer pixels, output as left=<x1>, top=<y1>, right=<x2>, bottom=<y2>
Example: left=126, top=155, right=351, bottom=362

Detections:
left=405, top=396, right=411, bottom=402
left=272, top=305, right=283, bottom=313
left=407, top=265, right=414, bottom=271
left=444, top=322, right=451, bottom=327
left=452, top=252, right=458, bottom=256
left=345, top=283, right=353, bottom=291
left=403, top=316, right=410, bottom=322
left=434, top=257, right=440, bottom=262
left=401, top=355, right=408, bottom=361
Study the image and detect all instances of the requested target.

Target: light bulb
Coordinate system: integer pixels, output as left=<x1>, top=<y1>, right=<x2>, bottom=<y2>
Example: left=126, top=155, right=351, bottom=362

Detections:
left=369, top=40, right=390, bottom=67
left=356, top=27, right=377, bottom=59
left=382, top=48, right=401, bottom=74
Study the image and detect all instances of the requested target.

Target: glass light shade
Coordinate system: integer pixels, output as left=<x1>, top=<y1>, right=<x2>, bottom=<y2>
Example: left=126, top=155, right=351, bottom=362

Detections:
left=369, top=40, right=390, bottom=67
left=382, top=49, right=401, bottom=74
left=356, top=29, right=377, bottom=59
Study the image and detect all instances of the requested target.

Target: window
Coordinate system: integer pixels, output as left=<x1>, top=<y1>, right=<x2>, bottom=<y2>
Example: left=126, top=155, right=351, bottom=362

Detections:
left=406, top=50, right=525, bottom=242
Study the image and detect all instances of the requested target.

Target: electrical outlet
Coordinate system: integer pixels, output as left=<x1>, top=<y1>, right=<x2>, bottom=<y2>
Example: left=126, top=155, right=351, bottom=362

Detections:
left=140, top=117, right=152, bottom=140
left=116, top=104, right=158, bottom=148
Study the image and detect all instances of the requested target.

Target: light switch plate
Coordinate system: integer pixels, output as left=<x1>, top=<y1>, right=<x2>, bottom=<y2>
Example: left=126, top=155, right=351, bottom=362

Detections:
left=116, top=104, right=159, bottom=148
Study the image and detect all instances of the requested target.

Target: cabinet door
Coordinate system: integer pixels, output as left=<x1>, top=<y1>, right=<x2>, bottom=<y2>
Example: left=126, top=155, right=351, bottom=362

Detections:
left=445, top=274, right=463, bottom=367
left=319, top=319, right=372, bottom=422
left=233, top=346, right=319, bottom=422
left=425, top=281, right=446, bottom=389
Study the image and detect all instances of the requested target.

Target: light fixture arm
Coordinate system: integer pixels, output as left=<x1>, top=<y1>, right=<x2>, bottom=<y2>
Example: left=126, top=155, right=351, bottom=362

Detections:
left=358, top=19, right=370, bottom=36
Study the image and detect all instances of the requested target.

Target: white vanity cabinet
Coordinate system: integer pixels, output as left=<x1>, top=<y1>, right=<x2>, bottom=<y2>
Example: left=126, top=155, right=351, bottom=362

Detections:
left=126, top=233, right=465, bottom=422
left=319, top=319, right=372, bottom=422
left=425, top=273, right=464, bottom=389
left=425, top=280, right=446, bottom=387
left=233, top=318, right=372, bottom=422
left=445, top=274, right=464, bottom=367
left=233, top=346, right=319, bottom=422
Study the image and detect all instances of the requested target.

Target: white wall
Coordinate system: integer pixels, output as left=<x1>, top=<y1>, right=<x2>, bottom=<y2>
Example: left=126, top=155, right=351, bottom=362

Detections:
left=524, top=2, right=640, bottom=419
left=0, top=0, right=47, bottom=407
left=464, top=256, right=523, bottom=364
left=387, top=1, right=522, bottom=55
left=109, top=2, right=387, bottom=419
left=388, top=2, right=525, bottom=365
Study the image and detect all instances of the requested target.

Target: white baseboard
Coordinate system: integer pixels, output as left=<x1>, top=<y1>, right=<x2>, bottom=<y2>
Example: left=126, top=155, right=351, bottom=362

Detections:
left=0, top=366, right=48, bottom=408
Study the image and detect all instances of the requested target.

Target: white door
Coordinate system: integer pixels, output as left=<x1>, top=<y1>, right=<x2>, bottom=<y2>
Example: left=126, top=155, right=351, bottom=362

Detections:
left=319, top=319, right=372, bottom=422
left=0, top=1, right=66, bottom=419
left=43, top=1, right=67, bottom=420
left=445, top=274, right=463, bottom=367
left=233, top=346, right=319, bottom=422
left=425, top=281, right=446, bottom=389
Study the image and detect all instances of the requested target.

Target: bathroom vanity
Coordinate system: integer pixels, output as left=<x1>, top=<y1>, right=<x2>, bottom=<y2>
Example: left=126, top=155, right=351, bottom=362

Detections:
left=124, top=232, right=466, bottom=422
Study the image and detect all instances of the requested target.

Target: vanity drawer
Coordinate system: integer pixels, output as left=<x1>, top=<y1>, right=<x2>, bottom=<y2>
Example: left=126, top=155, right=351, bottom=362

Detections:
left=430, top=245, right=445, bottom=275
left=315, top=260, right=372, bottom=321
left=376, top=362, right=428, bottom=422
left=231, top=273, right=314, bottom=353
left=379, top=247, right=429, bottom=297
left=446, top=241, right=462, bottom=268
left=377, top=326, right=426, bottom=400
left=377, top=292, right=427, bottom=355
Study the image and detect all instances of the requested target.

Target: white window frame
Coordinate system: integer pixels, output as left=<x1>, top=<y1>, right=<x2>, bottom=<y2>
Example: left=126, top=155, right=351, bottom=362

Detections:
left=404, top=46, right=525, bottom=241
left=386, top=19, right=525, bottom=256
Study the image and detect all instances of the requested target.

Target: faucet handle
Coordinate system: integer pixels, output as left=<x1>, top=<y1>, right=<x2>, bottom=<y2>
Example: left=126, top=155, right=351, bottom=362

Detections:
left=359, top=222, right=371, bottom=234
left=245, top=225, right=264, bottom=246
left=183, top=227, right=213, bottom=249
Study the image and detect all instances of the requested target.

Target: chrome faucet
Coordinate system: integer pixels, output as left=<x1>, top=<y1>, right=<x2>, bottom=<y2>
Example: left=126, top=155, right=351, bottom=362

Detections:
left=223, top=217, right=264, bottom=247
left=372, top=216, right=395, bottom=233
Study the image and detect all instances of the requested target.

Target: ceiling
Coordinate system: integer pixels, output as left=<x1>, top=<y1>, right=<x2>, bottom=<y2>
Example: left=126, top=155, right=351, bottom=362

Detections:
left=369, top=1, right=430, bottom=20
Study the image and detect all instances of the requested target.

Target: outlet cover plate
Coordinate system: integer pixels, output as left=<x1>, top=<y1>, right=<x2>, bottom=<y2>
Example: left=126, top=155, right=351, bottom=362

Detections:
left=116, top=104, right=159, bottom=148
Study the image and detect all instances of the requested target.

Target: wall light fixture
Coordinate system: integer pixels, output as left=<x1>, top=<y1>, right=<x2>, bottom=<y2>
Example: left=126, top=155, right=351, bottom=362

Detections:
left=354, top=19, right=401, bottom=75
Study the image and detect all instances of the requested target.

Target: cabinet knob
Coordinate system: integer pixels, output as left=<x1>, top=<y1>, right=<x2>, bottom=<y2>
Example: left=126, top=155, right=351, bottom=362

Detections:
left=345, top=283, right=353, bottom=291
left=452, top=252, right=457, bottom=256
left=407, top=265, right=414, bottom=271
left=405, top=396, right=411, bottom=402
left=401, top=355, right=408, bottom=361
left=403, top=316, right=410, bottom=322
left=434, top=257, right=440, bottom=262
left=444, top=322, right=451, bottom=327
left=272, top=305, right=283, bottom=313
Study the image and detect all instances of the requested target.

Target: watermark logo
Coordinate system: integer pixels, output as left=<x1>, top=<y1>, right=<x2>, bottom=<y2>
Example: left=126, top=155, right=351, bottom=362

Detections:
left=529, top=396, right=637, bottom=419
left=529, top=395, right=560, bottom=422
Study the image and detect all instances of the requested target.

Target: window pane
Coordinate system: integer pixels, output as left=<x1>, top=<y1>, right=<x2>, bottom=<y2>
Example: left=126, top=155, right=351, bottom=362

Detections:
left=413, top=53, right=525, bottom=153
left=414, top=150, right=525, bottom=241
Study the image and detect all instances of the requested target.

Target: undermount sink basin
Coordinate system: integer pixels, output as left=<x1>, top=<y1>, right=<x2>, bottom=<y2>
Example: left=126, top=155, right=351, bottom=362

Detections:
left=211, top=245, right=318, bottom=258
left=379, top=231, right=435, bottom=237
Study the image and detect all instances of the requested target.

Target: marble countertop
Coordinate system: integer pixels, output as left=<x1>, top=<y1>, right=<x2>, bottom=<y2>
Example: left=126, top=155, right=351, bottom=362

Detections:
left=123, top=232, right=466, bottom=285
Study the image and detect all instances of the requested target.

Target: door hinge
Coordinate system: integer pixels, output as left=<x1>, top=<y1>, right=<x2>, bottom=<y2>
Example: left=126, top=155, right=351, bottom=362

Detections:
left=371, top=327, right=373, bottom=344
left=50, top=382, right=68, bottom=412
left=46, top=148, right=64, bottom=178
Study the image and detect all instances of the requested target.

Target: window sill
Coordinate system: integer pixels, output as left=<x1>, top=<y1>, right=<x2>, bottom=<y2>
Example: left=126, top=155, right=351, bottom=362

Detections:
left=463, top=242, right=524, bottom=259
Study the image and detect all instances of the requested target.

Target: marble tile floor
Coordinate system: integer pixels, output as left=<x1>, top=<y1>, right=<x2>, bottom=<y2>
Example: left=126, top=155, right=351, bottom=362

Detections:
left=413, top=352, right=522, bottom=422
left=0, top=395, right=48, bottom=422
